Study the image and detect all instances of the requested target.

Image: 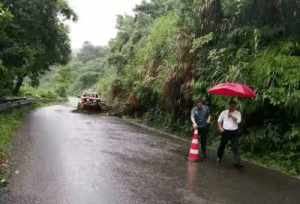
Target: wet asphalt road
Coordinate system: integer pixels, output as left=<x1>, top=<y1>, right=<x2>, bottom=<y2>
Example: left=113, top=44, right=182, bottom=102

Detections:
left=1, top=105, right=300, bottom=204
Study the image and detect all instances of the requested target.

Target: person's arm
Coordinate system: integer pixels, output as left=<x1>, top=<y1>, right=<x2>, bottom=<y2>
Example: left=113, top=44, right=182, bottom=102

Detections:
left=218, top=122, right=224, bottom=133
left=191, top=107, right=198, bottom=129
left=207, top=115, right=212, bottom=124
left=205, top=106, right=211, bottom=124
left=217, top=112, right=225, bottom=133
left=236, top=111, right=242, bottom=124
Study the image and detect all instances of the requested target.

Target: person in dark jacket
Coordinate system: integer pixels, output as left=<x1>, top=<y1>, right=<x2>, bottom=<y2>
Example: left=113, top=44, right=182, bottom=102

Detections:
left=191, top=98, right=211, bottom=159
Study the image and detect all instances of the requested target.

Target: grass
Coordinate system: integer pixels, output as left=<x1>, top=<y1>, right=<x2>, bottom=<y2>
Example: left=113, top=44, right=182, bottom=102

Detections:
left=242, top=152, right=300, bottom=177
left=0, top=105, right=35, bottom=185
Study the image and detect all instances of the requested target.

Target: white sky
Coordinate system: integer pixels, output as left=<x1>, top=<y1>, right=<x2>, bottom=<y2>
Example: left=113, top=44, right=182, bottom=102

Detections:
left=67, top=0, right=143, bottom=49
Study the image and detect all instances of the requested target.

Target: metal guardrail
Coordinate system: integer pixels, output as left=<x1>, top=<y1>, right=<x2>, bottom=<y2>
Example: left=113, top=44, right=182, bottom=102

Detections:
left=0, top=98, right=34, bottom=112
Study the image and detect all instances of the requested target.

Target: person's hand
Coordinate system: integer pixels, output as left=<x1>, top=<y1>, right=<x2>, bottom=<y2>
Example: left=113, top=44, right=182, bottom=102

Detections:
left=206, top=117, right=211, bottom=124
left=229, top=113, right=238, bottom=122
left=193, top=123, right=198, bottom=130
left=219, top=127, right=225, bottom=133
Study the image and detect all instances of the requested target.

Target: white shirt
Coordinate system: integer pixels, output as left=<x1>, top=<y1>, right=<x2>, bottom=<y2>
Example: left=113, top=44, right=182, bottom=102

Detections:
left=218, top=110, right=242, bottom=131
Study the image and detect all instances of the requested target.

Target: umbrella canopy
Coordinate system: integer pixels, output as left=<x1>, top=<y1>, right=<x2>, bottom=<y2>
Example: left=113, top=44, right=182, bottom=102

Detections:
left=208, top=83, right=256, bottom=99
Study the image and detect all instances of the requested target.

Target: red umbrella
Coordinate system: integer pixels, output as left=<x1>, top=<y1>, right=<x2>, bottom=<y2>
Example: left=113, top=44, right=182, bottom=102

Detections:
left=208, top=83, right=256, bottom=99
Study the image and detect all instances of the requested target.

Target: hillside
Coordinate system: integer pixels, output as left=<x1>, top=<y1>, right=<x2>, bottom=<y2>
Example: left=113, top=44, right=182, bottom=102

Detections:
left=93, top=0, right=300, bottom=175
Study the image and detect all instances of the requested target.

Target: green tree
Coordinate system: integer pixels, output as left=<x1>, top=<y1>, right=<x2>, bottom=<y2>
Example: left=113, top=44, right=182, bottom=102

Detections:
left=0, top=0, right=77, bottom=95
left=77, top=41, right=108, bottom=63
left=96, top=0, right=300, bottom=174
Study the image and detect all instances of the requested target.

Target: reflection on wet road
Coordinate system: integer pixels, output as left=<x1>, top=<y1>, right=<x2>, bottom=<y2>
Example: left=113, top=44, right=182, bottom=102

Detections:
left=1, top=105, right=300, bottom=204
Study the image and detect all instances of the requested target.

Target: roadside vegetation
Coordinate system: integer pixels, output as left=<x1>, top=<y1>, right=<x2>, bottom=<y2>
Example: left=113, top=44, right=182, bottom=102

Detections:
left=0, top=106, right=35, bottom=185
left=93, top=0, right=299, bottom=175
left=41, top=0, right=299, bottom=176
left=0, top=0, right=299, bottom=176
left=41, top=42, right=109, bottom=98
left=0, top=0, right=76, bottom=97
left=20, top=41, right=109, bottom=101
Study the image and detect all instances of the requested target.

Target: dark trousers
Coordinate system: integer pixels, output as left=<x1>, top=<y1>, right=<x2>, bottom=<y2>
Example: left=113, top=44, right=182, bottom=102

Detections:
left=217, top=130, right=241, bottom=164
left=198, top=126, right=209, bottom=156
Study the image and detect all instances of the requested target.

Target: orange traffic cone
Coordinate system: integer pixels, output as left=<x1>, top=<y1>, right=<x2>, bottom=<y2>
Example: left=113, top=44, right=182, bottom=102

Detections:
left=188, top=129, right=200, bottom=162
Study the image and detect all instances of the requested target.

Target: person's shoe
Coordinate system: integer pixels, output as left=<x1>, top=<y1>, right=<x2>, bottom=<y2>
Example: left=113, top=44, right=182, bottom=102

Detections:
left=234, top=163, right=244, bottom=169
left=202, top=153, right=208, bottom=160
left=217, top=157, right=222, bottom=165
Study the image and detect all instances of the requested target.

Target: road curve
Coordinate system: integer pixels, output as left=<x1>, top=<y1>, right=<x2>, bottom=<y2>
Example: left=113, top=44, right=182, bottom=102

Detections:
left=1, top=105, right=300, bottom=204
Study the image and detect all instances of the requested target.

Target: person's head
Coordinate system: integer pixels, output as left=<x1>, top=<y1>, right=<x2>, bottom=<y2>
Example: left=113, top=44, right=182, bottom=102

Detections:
left=229, top=100, right=237, bottom=111
left=196, top=98, right=204, bottom=108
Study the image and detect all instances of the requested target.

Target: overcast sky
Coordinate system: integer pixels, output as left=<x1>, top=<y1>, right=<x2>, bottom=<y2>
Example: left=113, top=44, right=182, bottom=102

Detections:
left=67, top=0, right=143, bottom=49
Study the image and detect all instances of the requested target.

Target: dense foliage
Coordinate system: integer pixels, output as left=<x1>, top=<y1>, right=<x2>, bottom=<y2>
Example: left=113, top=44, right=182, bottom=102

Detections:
left=0, top=0, right=76, bottom=96
left=96, top=0, right=300, bottom=174
left=33, top=42, right=109, bottom=98
left=1, top=0, right=299, bottom=175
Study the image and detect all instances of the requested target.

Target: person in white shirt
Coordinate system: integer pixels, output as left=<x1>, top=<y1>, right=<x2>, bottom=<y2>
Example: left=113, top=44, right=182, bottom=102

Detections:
left=217, top=100, right=243, bottom=168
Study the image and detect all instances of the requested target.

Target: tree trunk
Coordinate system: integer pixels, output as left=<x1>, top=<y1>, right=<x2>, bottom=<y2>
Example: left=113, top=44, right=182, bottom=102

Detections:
left=13, top=76, right=24, bottom=95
